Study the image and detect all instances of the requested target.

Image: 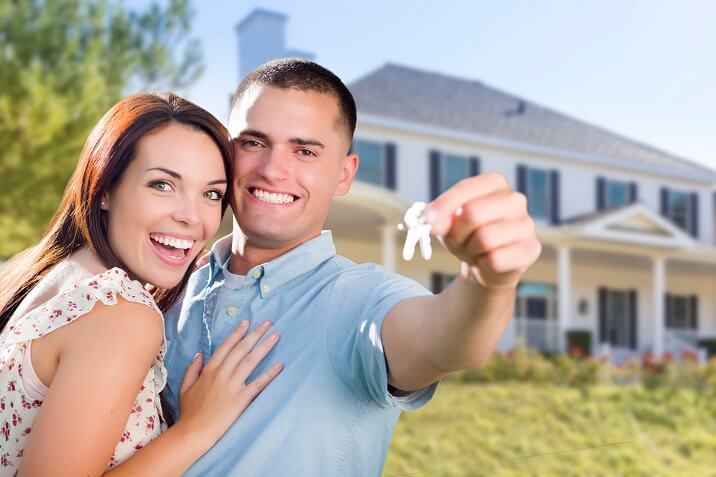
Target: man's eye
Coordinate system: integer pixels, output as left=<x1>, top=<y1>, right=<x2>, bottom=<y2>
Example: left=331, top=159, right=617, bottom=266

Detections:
left=149, top=181, right=172, bottom=192
left=242, top=139, right=263, bottom=148
left=298, top=149, right=316, bottom=158
left=204, top=190, right=225, bottom=201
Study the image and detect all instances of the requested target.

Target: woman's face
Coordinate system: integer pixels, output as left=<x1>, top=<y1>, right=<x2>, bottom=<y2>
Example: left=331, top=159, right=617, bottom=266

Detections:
left=102, top=122, right=227, bottom=289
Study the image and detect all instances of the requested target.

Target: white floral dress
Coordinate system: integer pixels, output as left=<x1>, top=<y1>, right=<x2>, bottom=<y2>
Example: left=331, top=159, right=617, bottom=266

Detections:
left=0, top=267, right=167, bottom=475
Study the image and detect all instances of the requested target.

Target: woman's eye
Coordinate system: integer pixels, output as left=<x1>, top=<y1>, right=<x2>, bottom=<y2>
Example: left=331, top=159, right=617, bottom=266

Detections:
left=150, top=181, right=173, bottom=192
left=204, top=190, right=225, bottom=201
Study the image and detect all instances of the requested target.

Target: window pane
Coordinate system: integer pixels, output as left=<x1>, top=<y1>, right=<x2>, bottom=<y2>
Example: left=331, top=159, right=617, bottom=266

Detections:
left=441, top=154, right=469, bottom=193
left=669, top=191, right=689, bottom=230
left=527, top=168, right=550, bottom=219
left=525, top=297, right=547, bottom=319
left=353, top=140, right=383, bottom=186
left=606, top=180, right=629, bottom=208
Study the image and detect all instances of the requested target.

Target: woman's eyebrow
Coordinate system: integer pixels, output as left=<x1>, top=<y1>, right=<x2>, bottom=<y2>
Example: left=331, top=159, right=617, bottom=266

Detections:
left=146, top=167, right=181, bottom=179
left=146, top=168, right=225, bottom=186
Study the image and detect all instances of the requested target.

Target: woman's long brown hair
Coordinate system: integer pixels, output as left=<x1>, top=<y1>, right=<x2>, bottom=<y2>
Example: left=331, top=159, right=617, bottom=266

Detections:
left=0, top=92, right=233, bottom=332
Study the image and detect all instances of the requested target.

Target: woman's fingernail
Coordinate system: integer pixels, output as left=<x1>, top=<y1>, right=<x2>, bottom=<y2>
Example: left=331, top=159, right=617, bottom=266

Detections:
left=263, top=320, right=273, bottom=328
left=193, top=353, right=201, bottom=363
left=274, top=363, right=284, bottom=372
left=269, top=332, right=279, bottom=342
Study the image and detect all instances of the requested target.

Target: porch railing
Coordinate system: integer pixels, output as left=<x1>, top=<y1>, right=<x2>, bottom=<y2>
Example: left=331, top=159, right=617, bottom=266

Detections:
left=514, top=318, right=559, bottom=352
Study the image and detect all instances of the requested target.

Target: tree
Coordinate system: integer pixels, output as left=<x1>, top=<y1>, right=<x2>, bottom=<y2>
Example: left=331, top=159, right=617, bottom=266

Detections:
left=0, top=0, right=204, bottom=258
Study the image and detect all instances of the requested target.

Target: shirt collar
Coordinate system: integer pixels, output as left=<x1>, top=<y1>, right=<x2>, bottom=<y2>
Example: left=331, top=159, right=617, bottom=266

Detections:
left=207, top=231, right=336, bottom=297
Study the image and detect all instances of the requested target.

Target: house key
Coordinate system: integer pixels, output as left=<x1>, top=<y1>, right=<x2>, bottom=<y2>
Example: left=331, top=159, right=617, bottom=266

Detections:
left=397, top=202, right=433, bottom=260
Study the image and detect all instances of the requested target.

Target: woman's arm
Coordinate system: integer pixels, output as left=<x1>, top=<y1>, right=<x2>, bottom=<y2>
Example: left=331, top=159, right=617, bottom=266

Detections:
left=18, top=299, right=280, bottom=477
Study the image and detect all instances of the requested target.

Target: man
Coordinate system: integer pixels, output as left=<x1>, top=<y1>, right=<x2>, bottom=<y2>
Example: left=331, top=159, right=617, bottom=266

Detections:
left=162, top=58, right=540, bottom=476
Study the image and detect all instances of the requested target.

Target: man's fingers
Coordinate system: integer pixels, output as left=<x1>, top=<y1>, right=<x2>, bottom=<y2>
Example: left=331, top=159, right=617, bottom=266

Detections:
left=475, top=238, right=543, bottom=274
left=206, top=320, right=249, bottom=370
left=180, top=353, right=203, bottom=396
left=443, top=192, right=528, bottom=248
left=424, top=173, right=510, bottom=236
left=233, top=331, right=280, bottom=382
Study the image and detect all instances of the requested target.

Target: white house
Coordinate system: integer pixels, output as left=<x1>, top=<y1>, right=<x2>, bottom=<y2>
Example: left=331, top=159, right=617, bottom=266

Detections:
left=234, top=10, right=716, bottom=361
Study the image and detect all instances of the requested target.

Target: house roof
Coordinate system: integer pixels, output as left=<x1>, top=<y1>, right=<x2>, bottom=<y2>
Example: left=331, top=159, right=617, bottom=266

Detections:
left=349, top=63, right=716, bottom=180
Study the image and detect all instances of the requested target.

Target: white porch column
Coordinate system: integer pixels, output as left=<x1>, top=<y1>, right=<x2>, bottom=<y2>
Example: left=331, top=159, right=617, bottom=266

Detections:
left=652, top=256, right=665, bottom=357
left=557, top=246, right=571, bottom=352
left=381, top=224, right=396, bottom=272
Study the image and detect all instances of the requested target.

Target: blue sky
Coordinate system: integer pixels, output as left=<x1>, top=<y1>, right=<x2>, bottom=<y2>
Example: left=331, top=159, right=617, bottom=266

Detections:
left=143, top=0, right=716, bottom=170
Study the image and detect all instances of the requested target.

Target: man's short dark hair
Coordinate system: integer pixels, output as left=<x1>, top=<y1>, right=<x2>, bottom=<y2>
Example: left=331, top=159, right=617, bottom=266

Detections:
left=231, top=58, right=357, bottom=141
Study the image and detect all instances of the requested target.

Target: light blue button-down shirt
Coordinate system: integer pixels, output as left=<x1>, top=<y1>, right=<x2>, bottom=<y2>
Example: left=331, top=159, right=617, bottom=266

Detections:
left=162, top=231, right=436, bottom=476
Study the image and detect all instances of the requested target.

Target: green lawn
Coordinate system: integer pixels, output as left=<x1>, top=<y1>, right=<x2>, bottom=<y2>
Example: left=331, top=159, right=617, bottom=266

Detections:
left=383, top=382, right=716, bottom=477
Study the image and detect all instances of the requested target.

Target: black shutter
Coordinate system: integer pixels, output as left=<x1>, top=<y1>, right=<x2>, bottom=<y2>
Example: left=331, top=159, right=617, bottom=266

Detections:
left=665, top=293, right=672, bottom=328
left=628, top=290, right=637, bottom=350
left=629, top=182, right=638, bottom=203
left=598, top=288, right=607, bottom=343
left=690, top=295, right=699, bottom=330
left=469, top=156, right=480, bottom=177
left=596, top=177, right=606, bottom=211
left=429, top=150, right=441, bottom=200
left=430, top=273, right=443, bottom=294
left=517, top=165, right=527, bottom=194
left=660, top=188, right=670, bottom=217
left=384, top=143, right=396, bottom=190
left=550, top=170, right=560, bottom=225
left=690, top=192, right=699, bottom=238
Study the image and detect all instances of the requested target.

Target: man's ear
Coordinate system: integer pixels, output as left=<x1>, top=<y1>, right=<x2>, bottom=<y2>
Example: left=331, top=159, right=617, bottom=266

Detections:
left=335, top=152, right=359, bottom=196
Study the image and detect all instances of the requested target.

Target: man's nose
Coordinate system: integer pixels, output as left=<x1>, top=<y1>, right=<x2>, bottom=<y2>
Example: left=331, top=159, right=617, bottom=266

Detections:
left=258, top=147, right=291, bottom=181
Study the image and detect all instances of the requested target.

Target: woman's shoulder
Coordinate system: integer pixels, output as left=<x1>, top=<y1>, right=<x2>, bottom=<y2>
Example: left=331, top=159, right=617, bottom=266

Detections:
left=3, top=262, right=162, bottom=346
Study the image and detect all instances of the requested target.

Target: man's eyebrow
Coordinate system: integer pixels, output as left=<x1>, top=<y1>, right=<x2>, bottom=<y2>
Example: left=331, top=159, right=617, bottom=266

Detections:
left=289, top=137, right=325, bottom=148
left=239, top=129, right=271, bottom=143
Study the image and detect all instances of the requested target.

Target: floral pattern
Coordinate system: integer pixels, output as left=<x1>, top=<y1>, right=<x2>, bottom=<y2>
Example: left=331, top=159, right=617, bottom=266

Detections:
left=0, top=268, right=167, bottom=475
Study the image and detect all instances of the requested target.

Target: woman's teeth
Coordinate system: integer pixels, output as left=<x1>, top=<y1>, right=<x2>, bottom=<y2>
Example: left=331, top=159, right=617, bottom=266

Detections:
left=252, top=188, right=295, bottom=204
left=150, top=234, right=194, bottom=250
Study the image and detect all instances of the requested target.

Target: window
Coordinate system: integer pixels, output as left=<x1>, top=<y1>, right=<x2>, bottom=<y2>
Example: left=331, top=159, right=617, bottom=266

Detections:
left=669, top=190, right=690, bottom=231
left=661, top=188, right=698, bottom=236
left=515, top=282, right=557, bottom=320
left=429, top=151, right=479, bottom=199
left=431, top=273, right=456, bottom=294
left=353, top=140, right=383, bottom=186
left=596, top=177, right=636, bottom=210
left=606, top=181, right=629, bottom=208
left=666, top=294, right=697, bottom=330
left=527, top=169, right=550, bottom=219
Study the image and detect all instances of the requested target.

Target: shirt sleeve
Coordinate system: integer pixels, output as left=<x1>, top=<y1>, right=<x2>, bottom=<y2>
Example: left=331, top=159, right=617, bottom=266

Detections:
left=324, top=265, right=437, bottom=410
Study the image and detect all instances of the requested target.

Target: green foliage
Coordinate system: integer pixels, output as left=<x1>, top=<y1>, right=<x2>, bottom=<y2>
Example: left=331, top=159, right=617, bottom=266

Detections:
left=384, top=382, right=716, bottom=476
left=0, top=0, right=203, bottom=258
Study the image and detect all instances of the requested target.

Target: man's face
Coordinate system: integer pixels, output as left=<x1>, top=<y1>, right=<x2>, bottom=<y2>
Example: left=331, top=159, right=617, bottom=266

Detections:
left=228, top=85, right=357, bottom=251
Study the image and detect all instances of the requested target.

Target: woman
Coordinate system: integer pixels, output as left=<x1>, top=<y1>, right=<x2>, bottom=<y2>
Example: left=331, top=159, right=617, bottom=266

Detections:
left=0, top=93, right=282, bottom=476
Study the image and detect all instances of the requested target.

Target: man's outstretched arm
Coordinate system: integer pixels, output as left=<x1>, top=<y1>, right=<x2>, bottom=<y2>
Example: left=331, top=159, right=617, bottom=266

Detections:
left=382, top=172, right=542, bottom=391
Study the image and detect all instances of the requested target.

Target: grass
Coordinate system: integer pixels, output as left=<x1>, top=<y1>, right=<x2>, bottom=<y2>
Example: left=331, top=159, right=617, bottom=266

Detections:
left=383, top=382, right=716, bottom=477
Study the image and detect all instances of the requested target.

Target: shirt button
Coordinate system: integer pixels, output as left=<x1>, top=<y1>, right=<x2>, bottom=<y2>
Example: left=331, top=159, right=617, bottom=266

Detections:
left=227, top=306, right=237, bottom=316
left=252, top=269, right=262, bottom=279
left=261, top=284, right=271, bottom=294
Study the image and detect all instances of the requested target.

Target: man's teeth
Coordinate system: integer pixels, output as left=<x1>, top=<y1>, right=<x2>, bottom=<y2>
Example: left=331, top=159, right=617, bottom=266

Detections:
left=150, top=234, right=194, bottom=250
left=252, top=189, right=295, bottom=204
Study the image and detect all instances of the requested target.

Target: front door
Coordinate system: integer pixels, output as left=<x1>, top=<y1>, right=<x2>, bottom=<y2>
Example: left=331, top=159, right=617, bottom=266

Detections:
left=599, top=288, right=637, bottom=350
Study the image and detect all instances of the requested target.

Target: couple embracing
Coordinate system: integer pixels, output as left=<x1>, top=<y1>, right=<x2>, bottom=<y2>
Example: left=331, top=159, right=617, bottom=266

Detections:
left=0, top=59, right=540, bottom=476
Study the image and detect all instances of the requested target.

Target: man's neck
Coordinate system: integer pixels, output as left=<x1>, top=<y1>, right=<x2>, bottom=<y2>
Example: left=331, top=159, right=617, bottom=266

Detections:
left=228, top=234, right=319, bottom=275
